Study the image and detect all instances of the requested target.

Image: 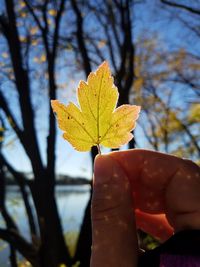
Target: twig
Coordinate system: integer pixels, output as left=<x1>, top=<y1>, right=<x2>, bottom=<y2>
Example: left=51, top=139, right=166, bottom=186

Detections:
left=97, top=144, right=101, bottom=155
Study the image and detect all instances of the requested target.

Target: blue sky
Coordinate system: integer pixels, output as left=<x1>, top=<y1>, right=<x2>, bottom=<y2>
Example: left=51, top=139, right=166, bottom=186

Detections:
left=2, top=0, right=199, bottom=180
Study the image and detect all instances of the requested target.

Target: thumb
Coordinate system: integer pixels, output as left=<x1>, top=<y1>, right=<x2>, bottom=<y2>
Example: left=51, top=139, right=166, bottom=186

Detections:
left=90, top=155, right=138, bottom=267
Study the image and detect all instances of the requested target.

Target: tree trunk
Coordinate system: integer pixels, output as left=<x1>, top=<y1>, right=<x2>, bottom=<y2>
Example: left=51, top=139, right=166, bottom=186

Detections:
left=30, top=179, right=72, bottom=267
left=73, top=190, right=92, bottom=267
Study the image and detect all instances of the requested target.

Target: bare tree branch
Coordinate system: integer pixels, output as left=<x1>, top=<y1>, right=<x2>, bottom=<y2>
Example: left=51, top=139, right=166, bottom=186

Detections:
left=160, top=0, right=200, bottom=15
left=47, top=0, right=66, bottom=176
left=4, top=0, right=44, bottom=176
left=0, top=228, right=39, bottom=266
left=0, top=153, right=37, bottom=239
left=0, top=91, right=24, bottom=143
left=0, top=138, right=18, bottom=267
left=91, top=5, right=118, bottom=71
left=70, top=0, right=92, bottom=76
left=24, top=0, right=44, bottom=32
left=149, top=84, right=200, bottom=156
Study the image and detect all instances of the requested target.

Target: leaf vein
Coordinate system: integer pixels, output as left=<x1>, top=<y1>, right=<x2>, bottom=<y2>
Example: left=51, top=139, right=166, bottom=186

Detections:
left=97, top=73, right=104, bottom=143
left=67, top=135, right=94, bottom=143
left=82, top=86, right=96, bottom=121
left=59, top=105, right=95, bottom=143
left=101, top=109, right=134, bottom=141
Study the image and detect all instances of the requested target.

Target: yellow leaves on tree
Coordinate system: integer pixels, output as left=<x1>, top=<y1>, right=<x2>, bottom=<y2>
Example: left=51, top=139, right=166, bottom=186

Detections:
left=51, top=61, right=140, bottom=152
left=2, top=52, right=8, bottom=59
left=30, top=26, right=38, bottom=35
left=188, top=103, right=200, bottom=123
left=48, top=9, right=57, bottom=16
left=33, top=54, right=46, bottom=63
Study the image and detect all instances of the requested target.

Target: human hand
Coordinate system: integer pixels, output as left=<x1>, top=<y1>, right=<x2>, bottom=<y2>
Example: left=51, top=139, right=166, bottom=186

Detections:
left=90, top=149, right=200, bottom=267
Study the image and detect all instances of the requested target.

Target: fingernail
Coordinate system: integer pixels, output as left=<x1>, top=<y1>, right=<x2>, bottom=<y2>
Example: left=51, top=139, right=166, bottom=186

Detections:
left=94, top=155, right=115, bottom=185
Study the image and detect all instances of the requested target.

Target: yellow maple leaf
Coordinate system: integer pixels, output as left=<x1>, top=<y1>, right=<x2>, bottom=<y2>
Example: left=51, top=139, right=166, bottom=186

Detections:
left=51, top=61, right=140, bottom=152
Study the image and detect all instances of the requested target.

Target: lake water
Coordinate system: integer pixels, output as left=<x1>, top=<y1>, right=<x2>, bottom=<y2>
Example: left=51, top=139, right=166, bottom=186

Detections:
left=0, top=185, right=91, bottom=266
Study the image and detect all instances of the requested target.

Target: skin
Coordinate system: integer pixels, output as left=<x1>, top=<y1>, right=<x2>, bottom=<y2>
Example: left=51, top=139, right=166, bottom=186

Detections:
left=90, top=149, right=200, bottom=267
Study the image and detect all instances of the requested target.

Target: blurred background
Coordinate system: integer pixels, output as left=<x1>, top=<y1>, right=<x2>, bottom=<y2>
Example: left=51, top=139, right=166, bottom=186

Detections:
left=0, top=0, right=200, bottom=266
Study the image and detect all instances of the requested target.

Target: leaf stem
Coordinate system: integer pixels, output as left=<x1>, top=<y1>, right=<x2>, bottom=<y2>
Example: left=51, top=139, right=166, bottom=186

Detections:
left=97, top=144, right=101, bottom=155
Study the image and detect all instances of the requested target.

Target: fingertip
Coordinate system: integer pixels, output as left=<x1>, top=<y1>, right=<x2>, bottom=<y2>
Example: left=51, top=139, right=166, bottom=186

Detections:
left=94, top=154, right=114, bottom=184
left=94, top=153, right=131, bottom=187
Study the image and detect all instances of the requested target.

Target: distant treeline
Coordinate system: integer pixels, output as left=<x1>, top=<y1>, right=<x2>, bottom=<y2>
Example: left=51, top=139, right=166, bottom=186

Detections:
left=5, top=172, right=91, bottom=186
